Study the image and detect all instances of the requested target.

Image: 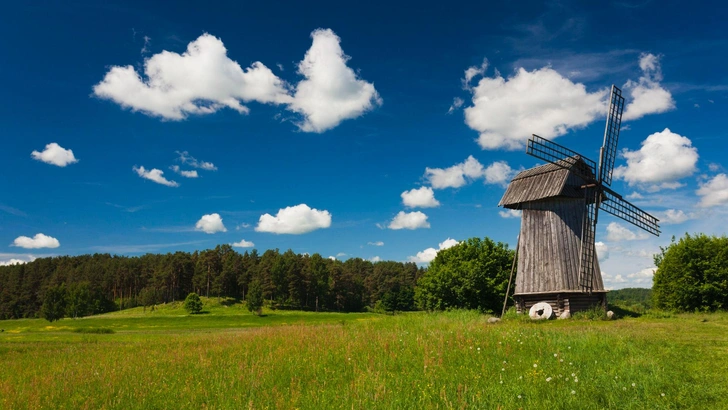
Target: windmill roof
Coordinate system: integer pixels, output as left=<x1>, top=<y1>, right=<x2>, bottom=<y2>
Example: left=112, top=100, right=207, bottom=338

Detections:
left=498, top=157, right=595, bottom=208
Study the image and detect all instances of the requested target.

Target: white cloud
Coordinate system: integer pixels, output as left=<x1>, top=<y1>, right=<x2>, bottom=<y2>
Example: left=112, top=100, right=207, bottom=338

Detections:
left=367, top=241, right=384, bottom=246
left=401, top=187, right=440, bottom=208
left=176, top=151, right=217, bottom=171
left=12, top=233, right=60, bottom=249
left=169, top=165, right=198, bottom=178
left=425, top=156, right=484, bottom=189
left=595, top=241, right=609, bottom=262
left=499, top=209, right=522, bottom=218
left=388, top=211, right=430, bottom=230
left=231, top=239, right=255, bottom=248
left=0, top=259, right=29, bottom=266
left=697, top=174, right=728, bottom=207
left=195, top=213, right=227, bottom=234
left=31, top=143, right=78, bottom=167
left=656, top=209, right=694, bottom=225
left=336, top=252, right=347, bottom=257
left=626, top=267, right=657, bottom=287
left=328, top=256, right=336, bottom=261
left=463, top=66, right=607, bottom=150
left=463, top=59, right=488, bottom=89
left=605, top=222, right=648, bottom=241
left=447, top=97, right=464, bottom=114
left=408, top=238, right=459, bottom=263
left=255, top=203, right=332, bottom=234
left=370, top=256, right=381, bottom=262
left=484, top=161, right=518, bottom=186
left=613, top=128, right=698, bottom=190
left=133, top=166, right=179, bottom=187
left=288, top=29, right=381, bottom=133
left=626, top=192, right=644, bottom=200
left=93, top=33, right=291, bottom=120
left=622, top=54, right=675, bottom=121
left=708, top=163, right=721, bottom=172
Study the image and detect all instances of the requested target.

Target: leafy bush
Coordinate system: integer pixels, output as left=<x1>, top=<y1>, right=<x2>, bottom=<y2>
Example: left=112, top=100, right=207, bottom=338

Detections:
left=183, top=293, right=203, bottom=314
left=246, top=280, right=263, bottom=315
left=415, top=237, right=514, bottom=313
left=653, top=233, right=728, bottom=311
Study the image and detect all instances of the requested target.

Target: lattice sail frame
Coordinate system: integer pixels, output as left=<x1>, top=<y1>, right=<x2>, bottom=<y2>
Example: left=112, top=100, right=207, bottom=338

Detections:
left=598, top=86, right=625, bottom=187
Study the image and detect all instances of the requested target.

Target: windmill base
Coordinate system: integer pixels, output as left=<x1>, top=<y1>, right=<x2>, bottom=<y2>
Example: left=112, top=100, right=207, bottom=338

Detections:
left=513, top=292, right=607, bottom=316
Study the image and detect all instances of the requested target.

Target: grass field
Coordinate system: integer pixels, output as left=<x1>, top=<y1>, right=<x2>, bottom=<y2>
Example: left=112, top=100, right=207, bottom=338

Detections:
left=1, top=299, right=727, bottom=409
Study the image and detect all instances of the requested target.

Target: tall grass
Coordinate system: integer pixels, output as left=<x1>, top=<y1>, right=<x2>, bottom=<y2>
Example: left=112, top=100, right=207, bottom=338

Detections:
left=1, top=306, right=727, bottom=409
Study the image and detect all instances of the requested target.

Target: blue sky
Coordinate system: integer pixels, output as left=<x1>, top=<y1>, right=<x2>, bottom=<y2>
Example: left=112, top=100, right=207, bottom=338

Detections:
left=2, top=0, right=727, bottom=289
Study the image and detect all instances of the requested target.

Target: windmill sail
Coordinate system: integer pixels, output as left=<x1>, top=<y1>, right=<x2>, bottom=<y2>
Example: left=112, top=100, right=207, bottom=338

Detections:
left=598, top=86, right=625, bottom=187
left=600, top=187, right=660, bottom=236
left=526, top=135, right=597, bottom=181
left=578, top=187, right=600, bottom=293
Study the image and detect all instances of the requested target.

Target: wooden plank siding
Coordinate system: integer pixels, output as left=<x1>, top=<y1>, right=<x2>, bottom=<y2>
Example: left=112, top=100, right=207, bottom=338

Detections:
left=514, top=198, right=605, bottom=295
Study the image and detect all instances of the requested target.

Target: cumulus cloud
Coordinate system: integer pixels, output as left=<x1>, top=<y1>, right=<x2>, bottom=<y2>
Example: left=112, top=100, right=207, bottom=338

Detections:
left=499, top=209, right=522, bottom=218
left=425, top=156, right=484, bottom=189
left=231, top=239, right=255, bottom=248
left=31, top=143, right=78, bottom=167
left=368, top=241, right=384, bottom=246
left=613, top=128, right=698, bottom=190
left=595, top=241, right=609, bottom=262
left=176, top=151, right=217, bottom=171
left=93, top=33, right=291, bottom=120
left=255, top=204, right=332, bottom=234
left=370, top=256, right=382, bottom=262
left=388, top=211, right=430, bottom=230
left=169, top=165, right=198, bottom=178
left=288, top=29, right=382, bottom=132
left=696, top=174, right=728, bottom=207
left=605, top=222, right=649, bottom=241
left=626, top=267, right=657, bottom=286
left=484, top=161, right=518, bottom=186
left=622, top=54, right=675, bottom=121
left=195, top=213, right=227, bottom=234
left=656, top=209, right=694, bottom=225
left=133, top=166, right=179, bottom=187
left=12, top=233, right=60, bottom=249
left=463, top=66, right=607, bottom=150
left=408, top=238, right=459, bottom=263
left=401, top=187, right=440, bottom=208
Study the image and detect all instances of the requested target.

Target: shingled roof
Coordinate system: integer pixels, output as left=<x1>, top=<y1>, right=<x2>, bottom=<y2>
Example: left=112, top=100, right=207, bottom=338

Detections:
left=498, top=157, right=595, bottom=208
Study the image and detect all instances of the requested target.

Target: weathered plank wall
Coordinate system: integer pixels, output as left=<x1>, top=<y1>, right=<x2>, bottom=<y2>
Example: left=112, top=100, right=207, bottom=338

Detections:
left=514, top=198, right=605, bottom=295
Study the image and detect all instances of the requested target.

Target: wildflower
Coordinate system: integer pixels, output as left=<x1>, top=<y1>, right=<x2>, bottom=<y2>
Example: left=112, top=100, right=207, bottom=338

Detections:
left=554, top=353, right=558, bottom=357
left=546, top=377, right=552, bottom=382
left=500, top=380, right=503, bottom=384
left=571, top=390, right=576, bottom=395
left=623, top=387, right=627, bottom=391
left=568, top=346, right=571, bottom=349
left=661, top=393, right=665, bottom=397
left=519, top=376, right=523, bottom=380
left=571, top=373, right=575, bottom=377
left=518, top=395, right=522, bottom=399
left=632, top=383, right=636, bottom=387
left=477, top=347, right=481, bottom=351
left=574, top=379, right=578, bottom=383
left=502, top=368, right=505, bottom=371
left=566, top=378, right=569, bottom=381
left=560, top=359, right=564, bottom=362
left=533, top=364, right=538, bottom=368
left=569, top=362, right=573, bottom=365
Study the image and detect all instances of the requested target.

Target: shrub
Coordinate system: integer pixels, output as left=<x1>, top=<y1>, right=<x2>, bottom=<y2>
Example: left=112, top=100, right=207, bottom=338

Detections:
left=247, top=280, right=263, bottom=315
left=183, top=293, right=203, bottom=314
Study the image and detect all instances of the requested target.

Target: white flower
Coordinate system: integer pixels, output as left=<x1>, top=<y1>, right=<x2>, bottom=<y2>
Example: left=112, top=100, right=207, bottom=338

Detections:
left=571, top=373, right=575, bottom=377
left=554, top=353, right=558, bottom=357
left=517, top=395, right=522, bottom=399
left=546, top=377, right=552, bottom=382
left=571, top=390, right=576, bottom=395
left=632, top=383, right=636, bottom=387
left=533, top=364, right=538, bottom=368
left=560, top=359, right=564, bottom=362
left=502, top=368, right=505, bottom=371
left=661, top=393, right=665, bottom=397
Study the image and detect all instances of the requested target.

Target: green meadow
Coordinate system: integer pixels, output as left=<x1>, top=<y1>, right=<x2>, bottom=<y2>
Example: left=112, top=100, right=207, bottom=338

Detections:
left=1, top=299, right=727, bottom=409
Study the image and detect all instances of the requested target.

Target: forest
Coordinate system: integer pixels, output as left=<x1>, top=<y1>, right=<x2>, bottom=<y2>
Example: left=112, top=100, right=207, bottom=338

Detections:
left=0, top=245, right=424, bottom=320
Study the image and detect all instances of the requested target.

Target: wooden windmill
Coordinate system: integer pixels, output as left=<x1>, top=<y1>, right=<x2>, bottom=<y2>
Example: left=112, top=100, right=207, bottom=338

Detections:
left=498, top=85, right=660, bottom=316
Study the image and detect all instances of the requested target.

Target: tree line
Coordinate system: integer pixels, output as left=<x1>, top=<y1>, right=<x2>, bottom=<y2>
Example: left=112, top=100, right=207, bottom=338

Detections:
left=0, top=245, right=425, bottom=320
